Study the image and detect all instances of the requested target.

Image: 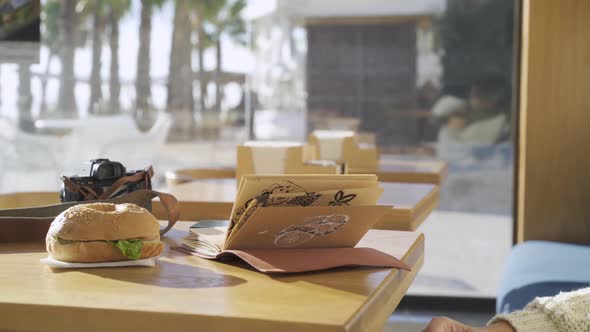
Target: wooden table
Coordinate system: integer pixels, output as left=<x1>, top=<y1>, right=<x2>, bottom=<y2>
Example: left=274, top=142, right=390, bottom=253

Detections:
left=0, top=221, right=424, bottom=332
left=165, top=159, right=447, bottom=187
left=165, top=167, right=235, bottom=186
left=161, top=179, right=439, bottom=231
left=376, top=182, right=439, bottom=231
left=0, top=192, right=60, bottom=208
left=351, top=160, right=447, bottom=185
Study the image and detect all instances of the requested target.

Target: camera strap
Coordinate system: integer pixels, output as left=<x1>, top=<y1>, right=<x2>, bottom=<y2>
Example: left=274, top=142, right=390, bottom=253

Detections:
left=61, top=166, right=155, bottom=201
left=0, top=190, right=180, bottom=242
left=98, top=166, right=155, bottom=200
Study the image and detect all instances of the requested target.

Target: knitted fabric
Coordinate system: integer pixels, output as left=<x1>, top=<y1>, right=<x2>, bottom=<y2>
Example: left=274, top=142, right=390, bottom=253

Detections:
left=489, top=287, right=590, bottom=331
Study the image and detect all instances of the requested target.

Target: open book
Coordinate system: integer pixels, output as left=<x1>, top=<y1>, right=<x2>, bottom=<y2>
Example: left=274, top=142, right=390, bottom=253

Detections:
left=174, top=174, right=410, bottom=273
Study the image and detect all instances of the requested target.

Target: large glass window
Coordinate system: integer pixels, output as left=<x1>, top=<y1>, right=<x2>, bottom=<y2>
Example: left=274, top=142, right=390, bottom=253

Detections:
left=0, top=0, right=516, bottom=299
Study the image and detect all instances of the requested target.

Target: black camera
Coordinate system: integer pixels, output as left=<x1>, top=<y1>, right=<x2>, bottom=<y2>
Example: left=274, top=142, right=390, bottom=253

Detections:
left=60, top=159, right=152, bottom=209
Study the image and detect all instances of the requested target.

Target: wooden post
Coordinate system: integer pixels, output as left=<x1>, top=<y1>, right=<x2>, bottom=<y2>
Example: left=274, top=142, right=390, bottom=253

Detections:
left=517, top=0, right=590, bottom=243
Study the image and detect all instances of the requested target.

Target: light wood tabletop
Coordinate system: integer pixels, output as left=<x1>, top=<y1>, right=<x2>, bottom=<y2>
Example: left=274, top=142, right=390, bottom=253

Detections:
left=367, top=160, right=447, bottom=185
left=0, top=221, right=424, bottom=332
left=377, top=182, right=440, bottom=231
left=165, top=167, right=235, bottom=186
left=164, top=159, right=447, bottom=186
left=161, top=179, right=439, bottom=231
left=0, top=191, right=60, bottom=208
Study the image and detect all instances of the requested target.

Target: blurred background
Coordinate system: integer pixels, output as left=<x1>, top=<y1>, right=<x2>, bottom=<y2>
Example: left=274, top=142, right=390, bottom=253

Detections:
left=0, top=0, right=517, bottom=306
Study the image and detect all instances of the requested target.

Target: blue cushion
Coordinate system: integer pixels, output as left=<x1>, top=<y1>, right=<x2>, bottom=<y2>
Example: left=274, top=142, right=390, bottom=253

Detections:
left=499, top=281, right=587, bottom=313
left=497, top=241, right=590, bottom=313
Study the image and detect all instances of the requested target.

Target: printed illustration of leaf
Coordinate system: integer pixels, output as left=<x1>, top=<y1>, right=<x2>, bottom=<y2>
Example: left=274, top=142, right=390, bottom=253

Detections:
left=329, top=190, right=357, bottom=206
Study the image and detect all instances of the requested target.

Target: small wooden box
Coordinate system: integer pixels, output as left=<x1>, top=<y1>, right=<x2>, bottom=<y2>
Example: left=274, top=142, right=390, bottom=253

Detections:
left=236, top=141, right=342, bottom=181
left=309, top=130, right=379, bottom=173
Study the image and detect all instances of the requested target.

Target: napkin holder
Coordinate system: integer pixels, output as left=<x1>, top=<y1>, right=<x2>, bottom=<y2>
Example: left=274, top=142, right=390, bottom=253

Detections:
left=309, top=131, right=379, bottom=173
left=236, top=141, right=343, bottom=181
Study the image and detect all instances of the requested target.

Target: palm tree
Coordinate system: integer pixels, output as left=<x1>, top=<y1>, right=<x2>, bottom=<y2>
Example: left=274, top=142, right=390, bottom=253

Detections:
left=188, top=1, right=222, bottom=113
left=135, top=0, right=152, bottom=111
left=167, top=0, right=194, bottom=139
left=134, top=0, right=165, bottom=131
left=135, top=2, right=165, bottom=107
left=56, top=0, right=78, bottom=116
left=17, top=65, right=34, bottom=132
left=39, top=0, right=61, bottom=116
left=107, top=0, right=131, bottom=113
left=195, top=9, right=208, bottom=113
left=87, top=0, right=106, bottom=114
left=204, top=0, right=246, bottom=111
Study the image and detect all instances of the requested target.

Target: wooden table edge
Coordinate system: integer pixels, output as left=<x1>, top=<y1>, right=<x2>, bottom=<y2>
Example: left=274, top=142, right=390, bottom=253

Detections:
left=375, top=171, right=442, bottom=185
left=0, top=232, right=425, bottom=332
left=344, top=233, right=425, bottom=332
left=0, top=302, right=346, bottom=332
left=166, top=162, right=448, bottom=187
left=409, top=185, right=440, bottom=227
left=372, top=185, right=439, bottom=231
